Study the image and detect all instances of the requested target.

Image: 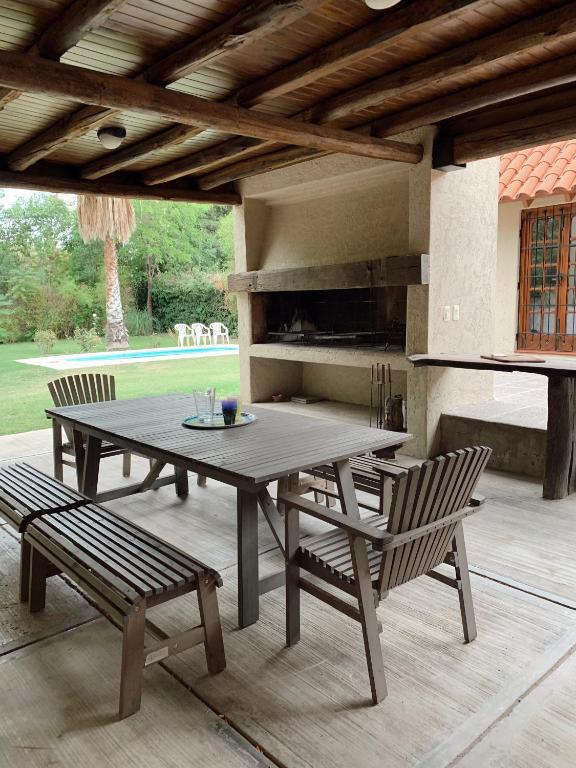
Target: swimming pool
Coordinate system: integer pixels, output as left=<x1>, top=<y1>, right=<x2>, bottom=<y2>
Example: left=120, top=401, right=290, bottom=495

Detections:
left=18, top=344, right=239, bottom=371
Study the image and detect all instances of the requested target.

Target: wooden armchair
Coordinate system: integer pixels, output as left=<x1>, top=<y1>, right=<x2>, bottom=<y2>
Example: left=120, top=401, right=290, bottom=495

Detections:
left=278, top=446, right=492, bottom=705
left=48, top=373, right=132, bottom=481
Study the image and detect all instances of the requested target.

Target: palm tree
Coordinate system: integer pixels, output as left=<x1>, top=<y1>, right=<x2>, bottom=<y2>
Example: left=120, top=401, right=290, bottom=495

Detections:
left=77, top=195, right=135, bottom=350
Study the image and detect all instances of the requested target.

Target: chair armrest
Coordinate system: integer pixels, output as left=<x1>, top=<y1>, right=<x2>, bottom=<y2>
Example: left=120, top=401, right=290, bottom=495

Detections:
left=371, top=462, right=410, bottom=480
left=279, top=491, right=392, bottom=546
left=379, top=505, right=478, bottom=552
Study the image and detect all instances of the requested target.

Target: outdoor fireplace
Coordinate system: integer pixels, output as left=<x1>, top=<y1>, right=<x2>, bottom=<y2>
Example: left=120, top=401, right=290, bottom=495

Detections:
left=260, top=286, right=407, bottom=350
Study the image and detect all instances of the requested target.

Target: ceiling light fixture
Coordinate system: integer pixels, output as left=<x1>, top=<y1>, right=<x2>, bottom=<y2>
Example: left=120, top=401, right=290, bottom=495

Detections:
left=97, top=125, right=126, bottom=150
left=364, top=0, right=403, bottom=9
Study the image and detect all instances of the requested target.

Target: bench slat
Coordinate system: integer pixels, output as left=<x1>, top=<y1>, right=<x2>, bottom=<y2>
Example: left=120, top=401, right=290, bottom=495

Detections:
left=36, top=513, right=167, bottom=597
left=26, top=524, right=140, bottom=610
left=63, top=508, right=191, bottom=591
left=78, top=506, right=201, bottom=580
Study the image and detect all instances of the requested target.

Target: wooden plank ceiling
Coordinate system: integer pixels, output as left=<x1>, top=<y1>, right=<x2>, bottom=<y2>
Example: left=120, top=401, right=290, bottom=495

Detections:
left=0, top=0, right=576, bottom=202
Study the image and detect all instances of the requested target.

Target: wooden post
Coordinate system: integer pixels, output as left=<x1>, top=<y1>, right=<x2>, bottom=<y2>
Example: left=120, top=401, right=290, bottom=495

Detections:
left=543, top=375, right=576, bottom=499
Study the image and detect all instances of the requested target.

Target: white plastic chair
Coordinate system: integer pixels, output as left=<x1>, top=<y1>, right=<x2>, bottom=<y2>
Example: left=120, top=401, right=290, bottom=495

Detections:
left=191, top=323, right=211, bottom=346
left=174, top=323, right=195, bottom=347
left=209, top=322, right=230, bottom=345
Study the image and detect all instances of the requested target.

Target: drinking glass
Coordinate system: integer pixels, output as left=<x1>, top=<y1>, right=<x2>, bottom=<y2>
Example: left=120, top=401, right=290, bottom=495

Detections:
left=221, top=396, right=238, bottom=426
left=193, top=388, right=216, bottom=423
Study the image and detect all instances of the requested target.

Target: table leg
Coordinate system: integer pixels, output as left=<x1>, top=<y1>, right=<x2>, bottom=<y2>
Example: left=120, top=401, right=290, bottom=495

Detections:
left=52, top=419, right=63, bottom=482
left=237, top=489, right=259, bottom=628
left=84, top=435, right=102, bottom=498
left=72, top=429, right=86, bottom=493
left=544, top=375, right=576, bottom=499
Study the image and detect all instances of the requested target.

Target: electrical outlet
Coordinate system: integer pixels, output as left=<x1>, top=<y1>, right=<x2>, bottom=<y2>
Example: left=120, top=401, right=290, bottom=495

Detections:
left=452, top=304, right=460, bottom=321
left=442, top=305, right=451, bottom=322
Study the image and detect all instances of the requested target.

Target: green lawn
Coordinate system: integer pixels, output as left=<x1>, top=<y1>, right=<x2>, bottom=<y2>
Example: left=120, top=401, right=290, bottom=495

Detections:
left=0, top=334, right=240, bottom=436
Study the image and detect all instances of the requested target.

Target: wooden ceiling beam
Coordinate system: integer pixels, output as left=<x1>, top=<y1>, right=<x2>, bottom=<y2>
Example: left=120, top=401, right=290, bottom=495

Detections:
left=197, top=47, right=576, bottom=189
left=81, top=125, right=203, bottom=180
left=5, top=0, right=327, bottom=171
left=197, top=147, right=320, bottom=190
left=143, top=0, right=576, bottom=186
left=0, top=0, right=127, bottom=113
left=232, top=0, right=488, bottom=108
left=0, top=166, right=241, bottom=204
left=371, top=51, right=576, bottom=139
left=141, top=137, right=264, bottom=186
left=145, top=0, right=328, bottom=87
left=35, top=0, right=128, bottom=60
left=306, top=2, right=576, bottom=123
left=452, top=105, right=576, bottom=164
left=0, top=52, right=423, bottom=167
left=83, top=0, right=487, bottom=182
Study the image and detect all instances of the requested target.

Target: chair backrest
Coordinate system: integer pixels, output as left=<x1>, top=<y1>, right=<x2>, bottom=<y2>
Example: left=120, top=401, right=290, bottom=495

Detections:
left=377, top=446, right=491, bottom=593
left=174, top=323, right=190, bottom=335
left=191, top=323, right=209, bottom=333
left=48, top=373, right=116, bottom=408
left=210, top=322, right=227, bottom=333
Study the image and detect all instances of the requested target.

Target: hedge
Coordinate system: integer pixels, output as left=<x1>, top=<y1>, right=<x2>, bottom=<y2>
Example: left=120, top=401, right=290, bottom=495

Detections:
left=142, top=273, right=238, bottom=335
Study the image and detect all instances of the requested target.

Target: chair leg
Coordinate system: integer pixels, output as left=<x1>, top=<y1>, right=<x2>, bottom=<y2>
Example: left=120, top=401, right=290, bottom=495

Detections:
left=349, top=533, right=387, bottom=704
left=325, top=479, right=337, bottom=508
left=119, top=604, right=146, bottom=719
left=19, top=537, right=31, bottom=603
left=197, top=474, right=207, bottom=487
left=452, top=523, right=477, bottom=643
left=122, top=451, right=131, bottom=478
left=285, top=504, right=301, bottom=646
left=28, top=546, right=50, bottom=613
left=197, top=577, right=226, bottom=674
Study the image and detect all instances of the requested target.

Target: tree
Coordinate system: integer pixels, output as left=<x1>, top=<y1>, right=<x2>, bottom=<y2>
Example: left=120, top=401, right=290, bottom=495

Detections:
left=77, top=196, right=135, bottom=350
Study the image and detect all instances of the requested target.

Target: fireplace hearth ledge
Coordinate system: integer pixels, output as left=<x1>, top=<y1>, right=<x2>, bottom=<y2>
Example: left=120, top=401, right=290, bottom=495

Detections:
left=249, top=343, right=411, bottom=370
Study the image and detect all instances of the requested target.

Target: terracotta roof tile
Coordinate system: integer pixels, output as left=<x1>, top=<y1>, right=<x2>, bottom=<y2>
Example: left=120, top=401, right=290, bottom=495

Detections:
left=500, top=141, right=576, bottom=202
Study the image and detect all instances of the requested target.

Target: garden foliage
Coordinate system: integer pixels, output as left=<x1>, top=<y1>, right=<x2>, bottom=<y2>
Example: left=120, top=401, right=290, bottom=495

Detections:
left=0, top=193, right=236, bottom=342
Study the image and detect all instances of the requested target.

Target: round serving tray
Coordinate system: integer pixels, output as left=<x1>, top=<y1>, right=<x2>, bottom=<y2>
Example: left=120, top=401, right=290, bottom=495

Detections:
left=182, top=412, right=256, bottom=430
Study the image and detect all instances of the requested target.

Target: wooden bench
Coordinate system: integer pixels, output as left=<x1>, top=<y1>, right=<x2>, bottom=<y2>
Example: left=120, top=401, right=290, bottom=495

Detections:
left=0, top=462, right=87, bottom=602
left=25, top=502, right=226, bottom=719
left=0, top=462, right=225, bottom=719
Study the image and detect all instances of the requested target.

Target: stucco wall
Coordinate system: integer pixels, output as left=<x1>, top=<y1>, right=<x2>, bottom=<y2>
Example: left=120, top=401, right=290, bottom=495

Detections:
left=257, top=170, right=409, bottom=270
left=496, top=201, right=522, bottom=352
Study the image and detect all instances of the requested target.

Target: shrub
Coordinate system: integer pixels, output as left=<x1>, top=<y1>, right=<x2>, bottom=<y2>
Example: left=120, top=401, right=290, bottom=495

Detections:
left=34, top=329, right=57, bottom=354
left=73, top=327, right=101, bottom=352
left=125, top=309, right=154, bottom=336
left=147, top=273, right=237, bottom=335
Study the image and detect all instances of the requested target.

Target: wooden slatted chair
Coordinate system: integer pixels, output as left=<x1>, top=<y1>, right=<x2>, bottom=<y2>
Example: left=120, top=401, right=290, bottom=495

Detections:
left=48, top=373, right=132, bottom=481
left=279, top=446, right=492, bottom=705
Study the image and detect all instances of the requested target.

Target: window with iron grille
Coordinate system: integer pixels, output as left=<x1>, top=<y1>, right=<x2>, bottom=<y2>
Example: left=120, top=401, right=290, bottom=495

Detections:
left=518, top=204, right=576, bottom=353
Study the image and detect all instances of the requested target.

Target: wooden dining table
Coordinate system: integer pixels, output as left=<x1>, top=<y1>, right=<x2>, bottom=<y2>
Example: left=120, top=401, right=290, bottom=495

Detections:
left=46, top=394, right=410, bottom=628
left=410, top=353, right=576, bottom=500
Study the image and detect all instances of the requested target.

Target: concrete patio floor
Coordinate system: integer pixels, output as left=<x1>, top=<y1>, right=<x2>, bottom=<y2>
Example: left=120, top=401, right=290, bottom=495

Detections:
left=1, top=429, right=575, bottom=767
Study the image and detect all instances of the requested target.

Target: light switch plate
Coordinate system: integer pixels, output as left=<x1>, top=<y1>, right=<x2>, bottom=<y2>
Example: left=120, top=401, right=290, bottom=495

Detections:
left=443, top=305, right=451, bottom=322
left=452, top=304, right=460, bottom=321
